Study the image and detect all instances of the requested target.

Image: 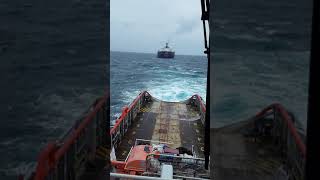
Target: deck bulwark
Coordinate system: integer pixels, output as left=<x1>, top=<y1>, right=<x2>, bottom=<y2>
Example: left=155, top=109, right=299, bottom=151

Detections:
left=211, top=121, right=284, bottom=180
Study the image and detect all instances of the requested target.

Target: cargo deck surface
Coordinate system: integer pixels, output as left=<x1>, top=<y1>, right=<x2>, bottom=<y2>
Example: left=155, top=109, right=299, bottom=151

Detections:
left=115, top=99, right=205, bottom=160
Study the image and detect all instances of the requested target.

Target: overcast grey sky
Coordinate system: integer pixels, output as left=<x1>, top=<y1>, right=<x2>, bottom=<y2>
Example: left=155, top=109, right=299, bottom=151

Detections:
left=110, top=0, right=205, bottom=55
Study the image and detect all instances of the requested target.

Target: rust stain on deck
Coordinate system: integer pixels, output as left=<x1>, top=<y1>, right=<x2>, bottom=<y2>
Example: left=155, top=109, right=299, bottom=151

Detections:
left=115, top=98, right=205, bottom=160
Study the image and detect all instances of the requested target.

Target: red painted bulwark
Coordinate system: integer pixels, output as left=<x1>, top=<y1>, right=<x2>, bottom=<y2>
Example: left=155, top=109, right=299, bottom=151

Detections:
left=33, top=94, right=107, bottom=180
left=254, top=103, right=306, bottom=158
left=34, top=143, right=58, bottom=180
left=195, top=94, right=206, bottom=112
left=110, top=91, right=147, bottom=135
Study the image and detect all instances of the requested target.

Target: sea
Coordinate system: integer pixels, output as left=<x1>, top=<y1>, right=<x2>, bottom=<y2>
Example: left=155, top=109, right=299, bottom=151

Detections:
left=0, top=0, right=107, bottom=179
left=209, top=0, right=312, bottom=128
left=0, top=0, right=313, bottom=179
left=110, top=52, right=207, bottom=125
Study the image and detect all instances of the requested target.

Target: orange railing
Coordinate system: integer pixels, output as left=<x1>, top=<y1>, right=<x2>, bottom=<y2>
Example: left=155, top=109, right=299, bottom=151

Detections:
left=191, top=94, right=206, bottom=125
left=110, top=91, right=148, bottom=148
left=22, top=94, right=108, bottom=180
left=253, top=103, right=306, bottom=157
left=252, top=103, right=306, bottom=179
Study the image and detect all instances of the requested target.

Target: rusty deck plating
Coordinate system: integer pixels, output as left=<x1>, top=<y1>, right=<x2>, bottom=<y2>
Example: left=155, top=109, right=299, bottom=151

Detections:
left=114, top=99, right=205, bottom=160
left=211, top=104, right=306, bottom=180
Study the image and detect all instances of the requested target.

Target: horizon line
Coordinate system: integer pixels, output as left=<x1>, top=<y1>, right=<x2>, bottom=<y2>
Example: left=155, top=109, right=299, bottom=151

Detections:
left=110, top=50, right=206, bottom=57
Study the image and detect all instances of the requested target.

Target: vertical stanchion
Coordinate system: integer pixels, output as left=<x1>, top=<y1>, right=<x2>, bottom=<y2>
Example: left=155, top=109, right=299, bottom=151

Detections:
left=200, top=0, right=210, bottom=170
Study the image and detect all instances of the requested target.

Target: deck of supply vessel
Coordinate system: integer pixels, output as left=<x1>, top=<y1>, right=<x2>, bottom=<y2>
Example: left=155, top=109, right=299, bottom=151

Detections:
left=19, top=91, right=210, bottom=180
left=109, top=91, right=209, bottom=179
left=211, top=104, right=306, bottom=180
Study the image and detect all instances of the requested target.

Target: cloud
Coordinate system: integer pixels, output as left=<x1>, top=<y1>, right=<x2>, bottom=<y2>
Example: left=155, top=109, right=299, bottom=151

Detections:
left=175, top=18, right=198, bottom=35
left=110, top=0, right=203, bottom=55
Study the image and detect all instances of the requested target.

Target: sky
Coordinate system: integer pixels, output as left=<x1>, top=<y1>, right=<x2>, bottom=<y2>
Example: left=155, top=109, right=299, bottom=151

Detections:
left=110, top=0, right=206, bottom=55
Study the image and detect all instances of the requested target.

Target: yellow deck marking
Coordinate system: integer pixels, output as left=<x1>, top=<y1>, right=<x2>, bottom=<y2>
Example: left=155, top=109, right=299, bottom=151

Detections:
left=140, top=107, right=151, bottom=113
left=151, top=102, right=182, bottom=148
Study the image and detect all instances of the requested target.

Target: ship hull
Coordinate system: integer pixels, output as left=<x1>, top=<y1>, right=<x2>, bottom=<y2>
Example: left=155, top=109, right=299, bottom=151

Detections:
left=157, top=51, right=175, bottom=58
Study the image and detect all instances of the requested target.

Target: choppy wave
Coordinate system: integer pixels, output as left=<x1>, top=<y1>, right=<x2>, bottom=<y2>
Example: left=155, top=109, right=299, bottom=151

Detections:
left=110, top=52, right=207, bottom=125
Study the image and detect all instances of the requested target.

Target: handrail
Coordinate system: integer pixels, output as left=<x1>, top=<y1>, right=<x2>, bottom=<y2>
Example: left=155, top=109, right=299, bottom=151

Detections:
left=251, top=103, right=306, bottom=180
left=110, top=91, right=147, bottom=134
left=33, top=143, right=58, bottom=180
left=253, top=103, right=306, bottom=158
left=54, top=96, right=107, bottom=161
left=194, top=94, right=206, bottom=112
left=30, top=93, right=108, bottom=180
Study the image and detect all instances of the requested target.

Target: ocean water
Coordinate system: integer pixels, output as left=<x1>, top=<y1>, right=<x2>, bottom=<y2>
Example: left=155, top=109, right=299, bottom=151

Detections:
left=211, top=50, right=310, bottom=129
left=210, top=0, right=312, bottom=129
left=110, top=52, right=207, bottom=124
left=0, top=0, right=107, bottom=179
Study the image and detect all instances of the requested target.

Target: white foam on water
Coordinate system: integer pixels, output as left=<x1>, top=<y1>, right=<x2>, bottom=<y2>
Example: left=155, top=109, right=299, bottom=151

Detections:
left=115, top=67, right=207, bottom=104
left=0, top=161, right=36, bottom=177
left=113, top=77, right=206, bottom=114
left=110, top=58, right=207, bottom=126
left=145, top=77, right=207, bottom=102
left=122, top=89, right=142, bottom=104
